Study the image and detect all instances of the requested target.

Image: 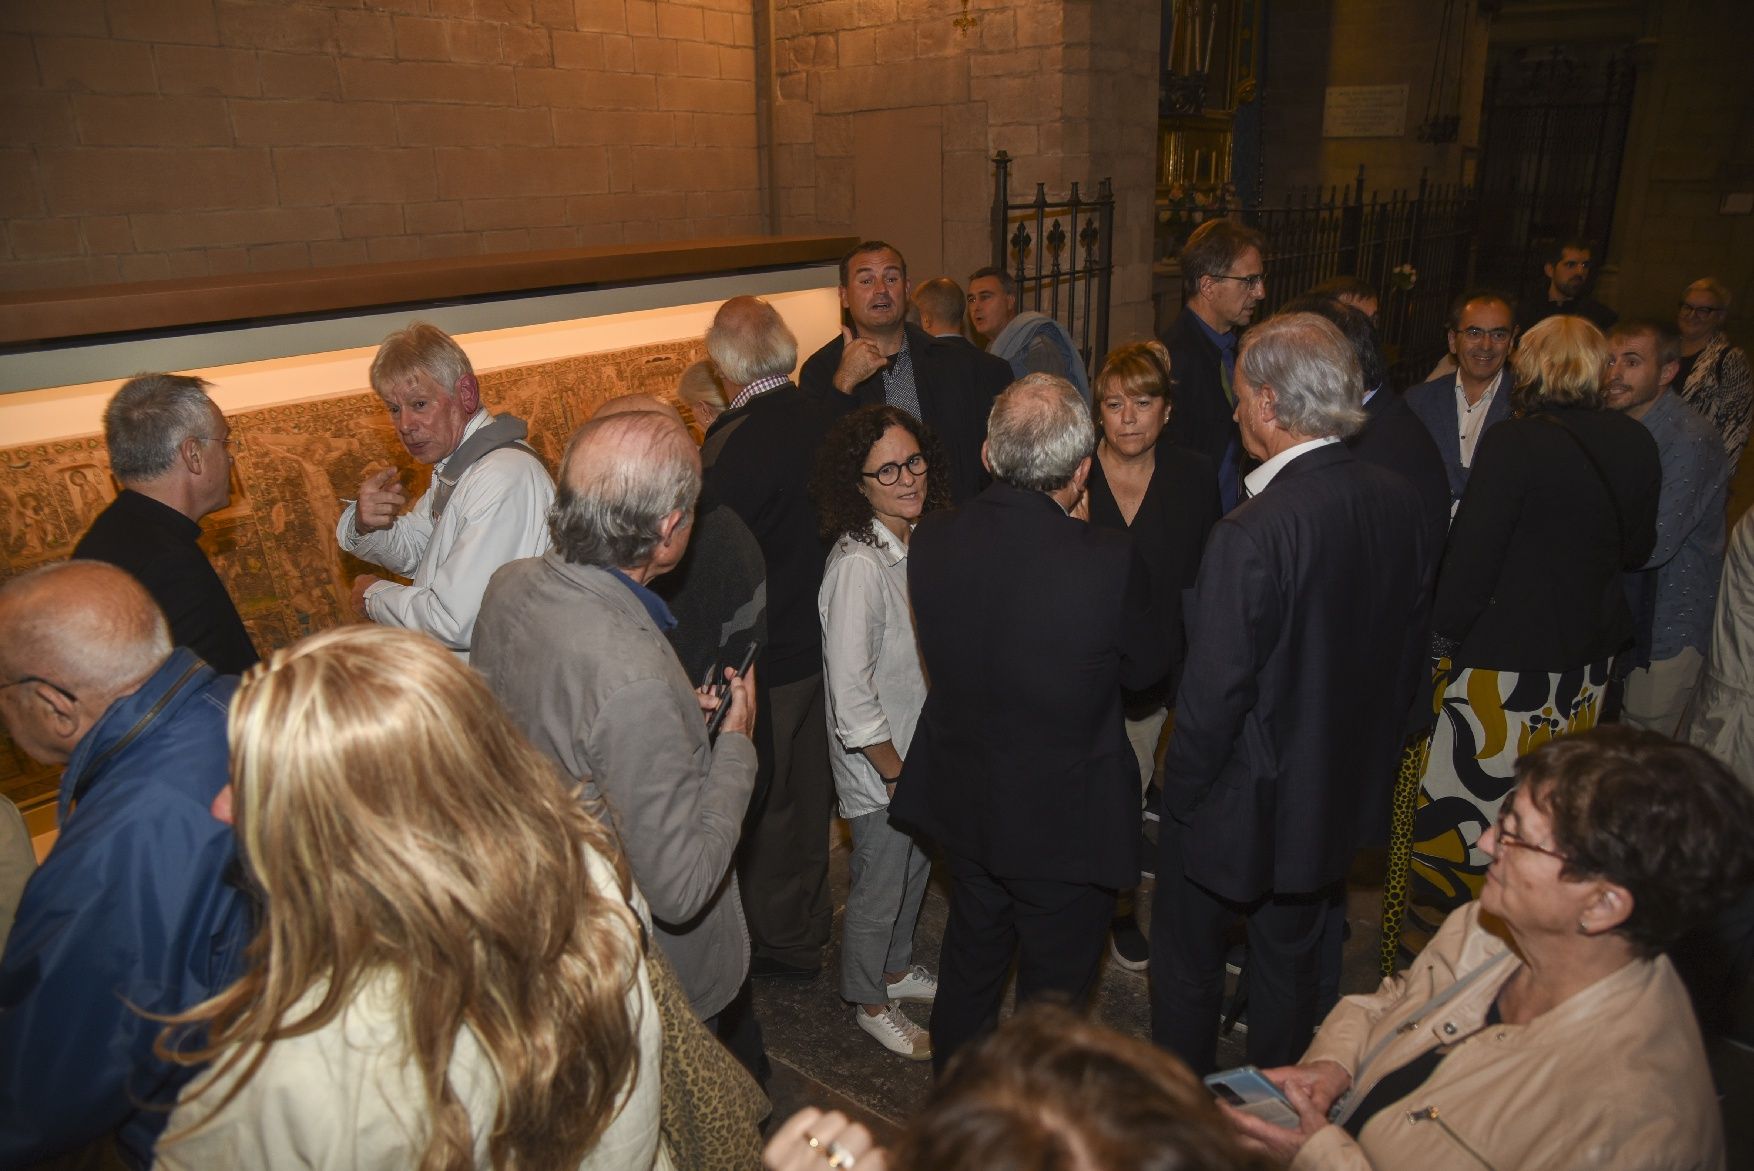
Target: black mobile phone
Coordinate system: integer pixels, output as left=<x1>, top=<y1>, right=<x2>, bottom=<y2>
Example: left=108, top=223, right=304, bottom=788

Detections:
left=705, top=641, right=759, bottom=739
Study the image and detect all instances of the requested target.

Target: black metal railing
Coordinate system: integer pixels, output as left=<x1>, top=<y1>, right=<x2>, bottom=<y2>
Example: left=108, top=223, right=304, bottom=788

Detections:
left=990, top=151, right=1116, bottom=375
left=1162, top=167, right=1478, bottom=387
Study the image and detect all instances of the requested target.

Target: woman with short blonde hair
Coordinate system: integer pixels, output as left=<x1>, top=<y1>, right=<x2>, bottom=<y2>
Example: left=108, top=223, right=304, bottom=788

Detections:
left=1406, top=313, right=1662, bottom=951
left=154, top=625, right=668, bottom=1171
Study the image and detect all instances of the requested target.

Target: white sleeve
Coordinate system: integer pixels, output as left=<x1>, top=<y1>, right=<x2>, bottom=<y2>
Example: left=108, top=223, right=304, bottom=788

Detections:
left=365, top=451, right=554, bottom=652
left=336, top=492, right=434, bottom=579
left=819, top=550, right=894, bottom=750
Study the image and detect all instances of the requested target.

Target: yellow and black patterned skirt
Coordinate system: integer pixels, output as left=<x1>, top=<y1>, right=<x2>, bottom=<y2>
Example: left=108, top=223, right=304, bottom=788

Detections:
left=1396, top=658, right=1612, bottom=962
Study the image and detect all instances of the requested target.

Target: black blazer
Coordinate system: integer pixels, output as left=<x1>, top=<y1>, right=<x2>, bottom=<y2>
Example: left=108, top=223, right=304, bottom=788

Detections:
left=1164, top=444, right=1434, bottom=902
left=1161, top=306, right=1235, bottom=473
left=891, top=482, right=1171, bottom=889
left=799, top=322, right=1011, bottom=505
left=1350, top=387, right=1452, bottom=554
left=72, top=489, right=259, bottom=675
left=1433, top=406, right=1659, bottom=672
left=701, top=382, right=833, bottom=687
left=1086, top=441, right=1219, bottom=704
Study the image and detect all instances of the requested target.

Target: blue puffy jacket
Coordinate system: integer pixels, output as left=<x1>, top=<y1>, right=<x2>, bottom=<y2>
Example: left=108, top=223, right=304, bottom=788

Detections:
left=0, top=650, right=252, bottom=1168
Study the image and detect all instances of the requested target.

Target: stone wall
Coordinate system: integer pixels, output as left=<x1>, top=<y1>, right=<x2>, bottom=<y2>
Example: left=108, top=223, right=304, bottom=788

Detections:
left=0, top=0, right=761, bottom=293
left=768, top=0, right=1160, bottom=346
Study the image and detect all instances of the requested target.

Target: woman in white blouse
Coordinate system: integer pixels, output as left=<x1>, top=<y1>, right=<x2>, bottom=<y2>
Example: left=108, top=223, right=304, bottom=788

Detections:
left=812, top=404, right=950, bottom=1062
left=152, top=626, right=667, bottom=1171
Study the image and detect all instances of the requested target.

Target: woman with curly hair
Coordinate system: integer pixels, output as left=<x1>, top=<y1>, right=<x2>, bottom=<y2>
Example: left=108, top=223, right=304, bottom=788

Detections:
left=811, top=404, right=949, bottom=1062
left=153, top=625, right=668, bottom=1171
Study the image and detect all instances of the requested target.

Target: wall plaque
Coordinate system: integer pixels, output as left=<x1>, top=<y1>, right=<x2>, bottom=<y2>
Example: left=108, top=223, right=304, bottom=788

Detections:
left=1322, top=84, right=1409, bottom=138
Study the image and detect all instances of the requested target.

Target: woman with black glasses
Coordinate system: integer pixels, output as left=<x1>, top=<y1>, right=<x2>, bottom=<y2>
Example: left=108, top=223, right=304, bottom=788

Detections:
left=1675, top=277, right=1751, bottom=467
left=811, top=405, right=950, bottom=1062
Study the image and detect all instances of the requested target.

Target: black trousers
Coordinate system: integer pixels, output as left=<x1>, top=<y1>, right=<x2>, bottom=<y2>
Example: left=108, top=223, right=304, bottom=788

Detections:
left=738, top=673, right=833, bottom=967
left=705, top=976, right=771, bottom=1087
left=930, top=853, right=1115, bottom=1076
left=1150, top=819, right=1329, bottom=1075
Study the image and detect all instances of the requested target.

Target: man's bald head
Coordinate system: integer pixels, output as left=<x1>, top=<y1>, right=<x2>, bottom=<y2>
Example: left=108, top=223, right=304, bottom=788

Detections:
left=591, top=392, right=686, bottom=426
left=0, top=561, right=171, bottom=765
left=549, top=412, right=701, bottom=571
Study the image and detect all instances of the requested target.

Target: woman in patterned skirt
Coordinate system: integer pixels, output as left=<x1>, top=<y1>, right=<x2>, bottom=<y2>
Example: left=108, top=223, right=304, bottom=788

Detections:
left=1404, top=315, right=1660, bottom=951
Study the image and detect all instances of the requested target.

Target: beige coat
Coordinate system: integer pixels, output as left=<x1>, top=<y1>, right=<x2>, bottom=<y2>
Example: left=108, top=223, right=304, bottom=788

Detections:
left=154, top=848, right=670, bottom=1171
left=1682, top=508, right=1754, bottom=788
left=1293, top=903, right=1724, bottom=1171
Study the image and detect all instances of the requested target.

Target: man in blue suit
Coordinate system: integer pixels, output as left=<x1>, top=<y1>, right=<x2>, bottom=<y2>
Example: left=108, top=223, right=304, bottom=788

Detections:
left=1151, top=314, right=1434, bottom=1074
left=1405, top=290, right=1518, bottom=514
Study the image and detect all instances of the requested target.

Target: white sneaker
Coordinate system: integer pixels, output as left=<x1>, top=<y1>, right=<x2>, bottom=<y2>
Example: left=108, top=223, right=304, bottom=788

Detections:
left=884, top=964, right=938, bottom=1004
left=857, top=1002, right=932, bottom=1061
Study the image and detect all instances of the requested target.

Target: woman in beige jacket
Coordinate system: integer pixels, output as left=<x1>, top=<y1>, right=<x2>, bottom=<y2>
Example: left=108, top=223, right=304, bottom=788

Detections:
left=151, top=627, right=669, bottom=1171
left=1226, top=726, right=1754, bottom=1171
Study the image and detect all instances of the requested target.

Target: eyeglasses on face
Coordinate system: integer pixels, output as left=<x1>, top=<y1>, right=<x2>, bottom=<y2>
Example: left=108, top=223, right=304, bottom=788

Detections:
left=1677, top=302, right=1725, bottom=318
left=862, top=452, right=928, bottom=485
left=0, top=675, right=80, bottom=705
left=1211, top=272, right=1266, bottom=291
left=1491, top=792, right=1570, bottom=864
left=197, top=435, right=235, bottom=449
left=1453, top=326, right=1513, bottom=343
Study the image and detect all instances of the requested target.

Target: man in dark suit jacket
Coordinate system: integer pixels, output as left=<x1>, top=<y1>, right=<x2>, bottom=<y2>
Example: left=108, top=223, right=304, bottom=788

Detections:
left=702, top=296, right=837, bottom=987
left=72, top=373, right=258, bottom=675
left=799, top=241, right=1011, bottom=504
left=1150, top=314, right=1434, bottom=1075
left=892, top=374, right=1171, bottom=1073
left=1161, top=220, right=1269, bottom=512
left=1406, top=290, right=1518, bottom=509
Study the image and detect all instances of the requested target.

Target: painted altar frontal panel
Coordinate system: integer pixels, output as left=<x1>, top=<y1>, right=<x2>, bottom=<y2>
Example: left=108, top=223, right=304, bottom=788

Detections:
left=0, top=337, right=706, bottom=810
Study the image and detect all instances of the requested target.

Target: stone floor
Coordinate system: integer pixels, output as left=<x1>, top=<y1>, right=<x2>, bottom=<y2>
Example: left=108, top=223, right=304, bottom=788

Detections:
left=753, top=822, right=1754, bottom=1160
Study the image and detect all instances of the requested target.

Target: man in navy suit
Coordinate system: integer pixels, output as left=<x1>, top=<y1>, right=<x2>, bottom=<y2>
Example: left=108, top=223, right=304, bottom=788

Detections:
left=1150, top=314, right=1434, bottom=1074
left=1405, top=290, right=1518, bottom=513
left=893, top=373, right=1170, bottom=1074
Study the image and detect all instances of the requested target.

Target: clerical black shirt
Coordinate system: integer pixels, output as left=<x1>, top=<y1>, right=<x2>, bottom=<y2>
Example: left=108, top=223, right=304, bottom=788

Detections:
left=72, top=489, right=259, bottom=674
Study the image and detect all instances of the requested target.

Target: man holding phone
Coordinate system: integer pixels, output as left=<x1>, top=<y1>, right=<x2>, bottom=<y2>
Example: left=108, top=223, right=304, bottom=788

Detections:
left=799, top=240, right=1011, bottom=504
left=472, top=410, right=766, bottom=1076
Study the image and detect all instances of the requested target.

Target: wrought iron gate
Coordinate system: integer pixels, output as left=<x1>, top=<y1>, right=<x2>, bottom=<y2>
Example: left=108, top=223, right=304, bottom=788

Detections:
left=990, top=151, right=1116, bottom=374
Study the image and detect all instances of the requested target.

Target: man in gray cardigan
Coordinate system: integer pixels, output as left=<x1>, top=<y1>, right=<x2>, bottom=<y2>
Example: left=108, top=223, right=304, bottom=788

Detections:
left=472, top=410, right=764, bottom=1074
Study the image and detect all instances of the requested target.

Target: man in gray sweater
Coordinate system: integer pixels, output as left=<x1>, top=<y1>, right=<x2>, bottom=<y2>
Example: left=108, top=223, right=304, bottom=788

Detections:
left=473, top=410, right=765, bottom=1074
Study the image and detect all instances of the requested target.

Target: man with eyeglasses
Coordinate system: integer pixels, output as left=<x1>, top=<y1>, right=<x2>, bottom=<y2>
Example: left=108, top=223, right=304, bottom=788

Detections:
left=70, top=373, right=258, bottom=674
left=0, top=561, right=251, bottom=1167
left=1406, top=290, right=1519, bottom=513
left=1161, top=219, right=1269, bottom=511
left=1674, top=277, right=1751, bottom=467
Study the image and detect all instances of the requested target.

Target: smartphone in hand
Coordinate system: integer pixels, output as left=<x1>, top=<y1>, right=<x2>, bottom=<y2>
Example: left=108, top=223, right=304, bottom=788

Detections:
left=1204, top=1066, right=1300, bottom=1129
left=704, top=641, right=758, bottom=739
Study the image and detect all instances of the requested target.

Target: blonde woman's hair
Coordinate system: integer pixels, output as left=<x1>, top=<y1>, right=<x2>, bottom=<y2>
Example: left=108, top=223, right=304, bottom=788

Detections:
left=1511, top=314, right=1610, bottom=412
left=1094, top=340, right=1175, bottom=409
left=158, top=626, right=641, bottom=1171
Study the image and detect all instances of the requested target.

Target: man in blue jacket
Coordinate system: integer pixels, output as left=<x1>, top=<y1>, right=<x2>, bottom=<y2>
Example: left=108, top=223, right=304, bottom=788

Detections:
left=0, top=561, right=252, bottom=1168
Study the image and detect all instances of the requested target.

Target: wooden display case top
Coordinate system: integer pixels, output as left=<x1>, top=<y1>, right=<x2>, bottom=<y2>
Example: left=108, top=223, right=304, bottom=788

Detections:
left=0, top=234, right=857, bottom=347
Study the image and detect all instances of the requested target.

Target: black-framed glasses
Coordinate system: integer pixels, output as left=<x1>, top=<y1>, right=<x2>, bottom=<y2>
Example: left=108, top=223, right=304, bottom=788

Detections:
left=1211, top=272, right=1266, bottom=291
left=0, top=675, right=79, bottom=705
left=1454, top=326, right=1513, bottom=343
left=1491, top=792, right=1569, bottom=864
left=862, top=452, right=928, bottom=485
left=1677, top=302, right=1725, bottom=318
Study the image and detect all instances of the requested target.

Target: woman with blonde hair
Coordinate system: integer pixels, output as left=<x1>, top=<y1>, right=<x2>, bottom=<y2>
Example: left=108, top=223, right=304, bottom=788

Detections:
left=153, top=625, right=668, bottom=1171
left=1084, top=340, right=1220, bottom=970
left=1674, top=276, right=1751, bottom=466
left=1404, top=314, right=1660, bottom=952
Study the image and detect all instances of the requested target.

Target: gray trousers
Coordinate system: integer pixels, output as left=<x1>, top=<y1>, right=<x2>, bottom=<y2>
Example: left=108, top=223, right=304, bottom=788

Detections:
left=840, top=804, right=931, bottom=1005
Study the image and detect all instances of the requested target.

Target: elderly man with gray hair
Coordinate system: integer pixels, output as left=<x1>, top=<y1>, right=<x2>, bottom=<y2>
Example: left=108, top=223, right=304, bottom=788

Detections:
left=890, top=373, right=1171, bottom=1073
left=1149, top=313, right=1434, bottom=1076
left=72, top=373, right=258, bottom=673
left=338, top=321, right=553, bottom=659
left=471, top=410, right=765, bottom=1072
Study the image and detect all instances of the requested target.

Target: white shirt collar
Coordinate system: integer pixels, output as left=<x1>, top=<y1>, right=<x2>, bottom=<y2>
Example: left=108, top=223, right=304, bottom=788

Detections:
left=867, top=517, right=910, bottom=566
left=1453, top=366, right=1503, bottom=405
left=1242, top=436, right=1340, bottom=498
left=435, top=408, right=491, bottom=472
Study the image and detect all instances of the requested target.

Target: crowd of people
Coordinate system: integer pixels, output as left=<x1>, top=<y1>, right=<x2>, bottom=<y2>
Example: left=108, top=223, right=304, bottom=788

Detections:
left=0, top=229, right=1751, bottom=1171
